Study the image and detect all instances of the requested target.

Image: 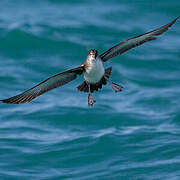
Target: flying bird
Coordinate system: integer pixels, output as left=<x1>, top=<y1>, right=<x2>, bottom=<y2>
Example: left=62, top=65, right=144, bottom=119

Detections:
left=1, top=16, right=179, bottom=106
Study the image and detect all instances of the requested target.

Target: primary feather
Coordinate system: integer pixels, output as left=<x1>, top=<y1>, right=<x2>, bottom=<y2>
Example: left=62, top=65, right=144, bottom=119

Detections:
left=1, top=66, right=84, bottom=104
left=100, top=16, right=180, bottom=62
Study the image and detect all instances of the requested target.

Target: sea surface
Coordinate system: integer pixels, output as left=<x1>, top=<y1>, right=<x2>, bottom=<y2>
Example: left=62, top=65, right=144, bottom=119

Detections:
left=0, top=1, right=180, bottom=179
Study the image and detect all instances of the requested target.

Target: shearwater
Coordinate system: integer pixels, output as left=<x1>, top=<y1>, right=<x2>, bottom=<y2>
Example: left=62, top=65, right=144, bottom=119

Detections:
left=1, top=16, right=179, bottom=106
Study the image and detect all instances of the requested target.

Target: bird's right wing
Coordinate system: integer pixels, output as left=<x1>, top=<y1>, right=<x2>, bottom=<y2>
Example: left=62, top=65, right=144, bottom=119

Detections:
left=1, top=65, right=84, bottom=104
left=100, top=16, right=179, bottom=62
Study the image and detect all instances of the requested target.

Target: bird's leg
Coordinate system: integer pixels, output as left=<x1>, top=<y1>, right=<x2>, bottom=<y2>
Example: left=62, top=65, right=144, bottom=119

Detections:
left=104, top=77, right=123, bottom=93
left=87, top=83, right=96, bottom=106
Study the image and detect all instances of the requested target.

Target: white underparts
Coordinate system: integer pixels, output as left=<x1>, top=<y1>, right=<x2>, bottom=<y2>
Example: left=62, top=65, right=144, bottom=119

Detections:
left=84, top=56, right=105, bottom=84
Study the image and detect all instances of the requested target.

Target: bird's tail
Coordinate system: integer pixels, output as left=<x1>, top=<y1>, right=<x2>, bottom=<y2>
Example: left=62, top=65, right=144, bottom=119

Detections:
left=77, top=67, right=112, bottom=93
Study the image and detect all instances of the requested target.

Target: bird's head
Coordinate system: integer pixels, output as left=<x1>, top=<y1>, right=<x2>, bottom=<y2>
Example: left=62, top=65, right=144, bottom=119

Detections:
left=88, top=49, right=98, bottom=60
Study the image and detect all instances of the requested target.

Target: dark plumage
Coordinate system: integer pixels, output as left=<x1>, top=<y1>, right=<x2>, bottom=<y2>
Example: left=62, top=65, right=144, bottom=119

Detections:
left=77, top=67, right=112, bottom=93
left=1, top=66, right=84, bottom=104
left=1, top=16, right=179, bottom=106
left=100, top=16, right=180, bottom=61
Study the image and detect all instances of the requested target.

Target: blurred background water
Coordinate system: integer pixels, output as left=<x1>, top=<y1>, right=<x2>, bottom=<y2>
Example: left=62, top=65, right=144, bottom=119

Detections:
left=0, top=0, right=180, bottom=179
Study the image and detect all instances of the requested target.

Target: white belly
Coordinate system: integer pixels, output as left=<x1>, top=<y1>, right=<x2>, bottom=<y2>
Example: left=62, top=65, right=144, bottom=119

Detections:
left=84, top=58, right=105, bottom=84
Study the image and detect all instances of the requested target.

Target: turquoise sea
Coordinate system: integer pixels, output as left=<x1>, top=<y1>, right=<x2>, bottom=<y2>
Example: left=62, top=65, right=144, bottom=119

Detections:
left=0, top=1, right=180, bottom=179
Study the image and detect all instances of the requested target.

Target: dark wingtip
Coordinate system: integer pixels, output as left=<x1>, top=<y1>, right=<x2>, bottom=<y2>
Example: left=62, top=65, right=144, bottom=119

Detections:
left=0, top=99, right=10, bottom=104
left=170, top=16, right=180, bottom=26
left=0, top=98, right=25, bottom=104
left=0, top=99, right=13, bottom=104
left=176, top=16, right=180, bottom=20
left=173, top=16, right=180, bottom=23
left=166, top=16, right=180, bottom=28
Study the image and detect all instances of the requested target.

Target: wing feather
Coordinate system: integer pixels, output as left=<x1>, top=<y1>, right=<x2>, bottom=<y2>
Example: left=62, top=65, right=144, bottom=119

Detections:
left=100, top=16, right=179, bottom=62
left=1, top=65, right=84, bottom=104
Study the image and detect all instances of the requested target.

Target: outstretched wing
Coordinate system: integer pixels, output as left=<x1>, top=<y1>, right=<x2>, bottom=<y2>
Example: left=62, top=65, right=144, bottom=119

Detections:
left=100, top=16, right=180, bottom=62
left=1, top=65, right=84, bottom=104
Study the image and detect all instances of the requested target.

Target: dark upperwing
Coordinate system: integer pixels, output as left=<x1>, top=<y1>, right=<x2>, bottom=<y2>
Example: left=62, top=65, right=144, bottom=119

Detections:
left=100, top=16, right=180, bottom=62
left=1, top=65, right=84, bottom=104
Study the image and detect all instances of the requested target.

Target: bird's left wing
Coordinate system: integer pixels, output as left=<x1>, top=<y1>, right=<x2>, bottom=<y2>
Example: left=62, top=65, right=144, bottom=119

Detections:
left=1, top=65, right=84, bottom=104
left=100, top=16, right=180, bottom=62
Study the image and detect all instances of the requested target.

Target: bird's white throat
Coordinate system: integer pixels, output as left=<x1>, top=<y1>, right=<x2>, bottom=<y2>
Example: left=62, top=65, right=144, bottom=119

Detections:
left=84, top=56, right=105, bottom=84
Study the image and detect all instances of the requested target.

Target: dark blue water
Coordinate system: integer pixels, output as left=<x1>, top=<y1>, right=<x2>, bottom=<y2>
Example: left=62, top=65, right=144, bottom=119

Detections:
left=0, top=1, right=180, bottom=179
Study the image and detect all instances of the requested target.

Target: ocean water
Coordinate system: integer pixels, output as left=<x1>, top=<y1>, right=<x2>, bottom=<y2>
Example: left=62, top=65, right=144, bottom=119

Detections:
left=0, top=0, right=180, bottom=179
